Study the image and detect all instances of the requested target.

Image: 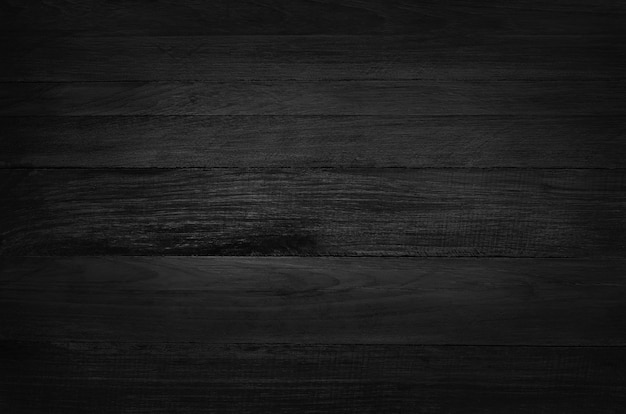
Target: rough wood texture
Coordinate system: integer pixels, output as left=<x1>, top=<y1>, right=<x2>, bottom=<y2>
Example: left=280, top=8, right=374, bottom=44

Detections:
left=1, top=257, right=625, bottom=345
left=1, top=0, right=624, bottom=36
left=1, top=341, right=624, bottom=414
left=1, top=169, right=624, bottom=257
left=3, top=0, right=624, bottom=411
left=2, top=81, right=623, bottom=116
left=1, top=116, right=624, bottom=168
left=3, top=35, right=623, bottom=82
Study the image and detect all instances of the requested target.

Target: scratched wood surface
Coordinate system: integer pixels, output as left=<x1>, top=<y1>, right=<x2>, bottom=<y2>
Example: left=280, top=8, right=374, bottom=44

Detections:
left=2, top=168, right=625, bottom=257
left=2, top=0, right=625, bottom=412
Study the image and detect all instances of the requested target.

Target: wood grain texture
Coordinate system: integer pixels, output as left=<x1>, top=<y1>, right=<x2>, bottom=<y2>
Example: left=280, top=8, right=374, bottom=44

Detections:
left=1, top=0, right=624, bottom=36
left=1, top=341, right=624, bottom=413
left=1, top=257, right=625, bottom=345
left=1, top=169, right=625, bottom=257
left=1, top=80, right=623, bottom=116
left=3, top=35, right=623, bottom=82
left=1, top=116, right=624, bottom=168
left=3, top=0, right=624, bottom=411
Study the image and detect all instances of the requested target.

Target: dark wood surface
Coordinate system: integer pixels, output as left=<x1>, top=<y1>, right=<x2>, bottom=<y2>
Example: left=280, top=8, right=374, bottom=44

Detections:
left=2, top=169, right=624, bottom=256
left=2, top=341, right=624, bottom=413
left=3, top=35, right=623, bottom=82
left=2, top=81, right=623, bottom=116
left=2, top=0, right=624, bottom=36
left=1, top=115, right=624, bottom=168
left=1, top=257, right=625, bottom=345
left=2, top=0, right=625, bottom=412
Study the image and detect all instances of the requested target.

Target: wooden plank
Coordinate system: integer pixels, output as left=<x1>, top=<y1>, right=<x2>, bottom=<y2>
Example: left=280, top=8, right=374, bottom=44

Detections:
left=2, top=35, right=623, bottom=82
left=1, top=80, right=623, bottom=116
left=1, top=115, right=624, bottom=168
left=1, top=169, right=624, bottom=257
left=0, top=257, right=625, bottom=345
left=1, top=0, right=623, bottom=36
left=1, top=341, right=624, bottom=413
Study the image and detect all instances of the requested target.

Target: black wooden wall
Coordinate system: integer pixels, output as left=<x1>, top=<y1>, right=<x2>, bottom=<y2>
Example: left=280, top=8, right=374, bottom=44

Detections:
left=1, top=1, right=625, bottom=412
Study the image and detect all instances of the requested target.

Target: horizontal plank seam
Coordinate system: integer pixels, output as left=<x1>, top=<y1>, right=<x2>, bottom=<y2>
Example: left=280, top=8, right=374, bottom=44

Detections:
left=2, top=254, right=623, bottom=259
left=3, top=34, right=625, bottom=38
left=3, top=167, right=626, bottom=171
left=3, top=113, right=623, bottom=118
left=4, top=285, right=624, bottom=292
left=2, top=114, right=624, bottom=118
left=2, top=340, right=625, bottom=348
left=2, top=33, right=625, bottom=38
left=2, top=79, right=624, bottom=84
left=4, top=256, right=625, bottom=260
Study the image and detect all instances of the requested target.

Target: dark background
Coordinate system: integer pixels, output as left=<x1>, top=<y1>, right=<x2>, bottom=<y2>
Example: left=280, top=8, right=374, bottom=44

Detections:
left=1, top=1, right=625, bottom=412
